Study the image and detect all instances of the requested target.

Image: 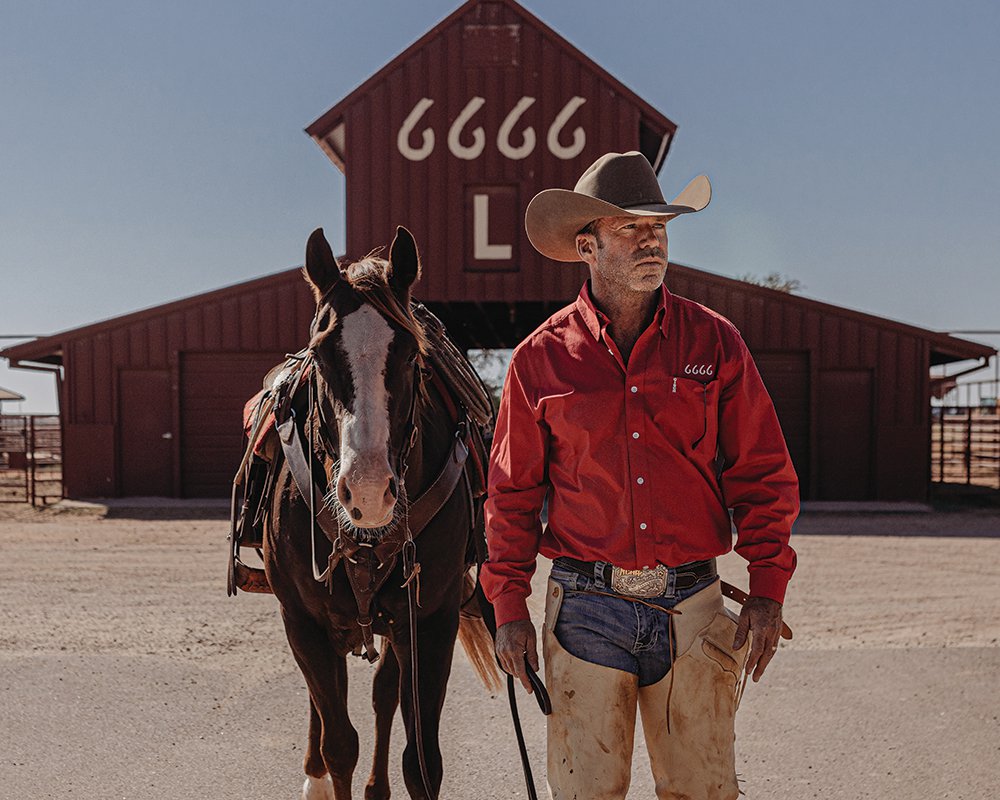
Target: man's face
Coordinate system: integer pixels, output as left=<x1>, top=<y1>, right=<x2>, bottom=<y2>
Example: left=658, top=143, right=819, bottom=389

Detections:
left=576, top=215, right=669, bottom=296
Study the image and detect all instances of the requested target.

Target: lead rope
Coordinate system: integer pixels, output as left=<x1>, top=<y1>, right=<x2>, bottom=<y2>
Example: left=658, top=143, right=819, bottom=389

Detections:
left=398, top=361, right=436, bottom=800
left=666, top=613, right=675, bottom=734
left=307, top=368, right=333, bottom=584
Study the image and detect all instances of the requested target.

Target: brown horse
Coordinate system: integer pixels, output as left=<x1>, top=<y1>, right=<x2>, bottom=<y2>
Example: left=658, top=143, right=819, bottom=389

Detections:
left=264, top=227, right=498, bottom=800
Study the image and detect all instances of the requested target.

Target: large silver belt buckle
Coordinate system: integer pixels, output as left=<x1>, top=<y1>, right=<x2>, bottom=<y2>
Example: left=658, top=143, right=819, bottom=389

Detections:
left=610, top=564, right=668, bottom=597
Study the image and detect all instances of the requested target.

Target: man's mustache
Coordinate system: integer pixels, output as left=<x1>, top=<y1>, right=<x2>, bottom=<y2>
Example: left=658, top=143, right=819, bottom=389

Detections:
left=635, top=247, right=666, bottom=261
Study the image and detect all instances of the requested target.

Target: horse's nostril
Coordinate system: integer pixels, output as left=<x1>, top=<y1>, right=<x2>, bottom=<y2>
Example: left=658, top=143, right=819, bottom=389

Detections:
left=351, top=507, right=363, bottom=521
left=343, top=486, right=352, bottom=503
left=388, top=478, right=397, bottom=498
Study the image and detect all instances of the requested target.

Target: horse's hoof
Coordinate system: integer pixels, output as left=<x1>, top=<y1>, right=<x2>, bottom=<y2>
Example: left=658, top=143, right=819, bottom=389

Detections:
left=302, top=773, right=334, bottom=800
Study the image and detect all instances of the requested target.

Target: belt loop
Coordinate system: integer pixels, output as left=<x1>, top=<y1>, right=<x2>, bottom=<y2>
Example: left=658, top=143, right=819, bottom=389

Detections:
left=665, top=566, right=677, bottom=599
left=593, top=560, right=608, bottom=590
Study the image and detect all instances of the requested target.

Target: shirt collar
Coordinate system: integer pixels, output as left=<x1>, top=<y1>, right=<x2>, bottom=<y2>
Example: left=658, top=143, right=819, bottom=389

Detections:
left=575, top=281, right=673, bottom=341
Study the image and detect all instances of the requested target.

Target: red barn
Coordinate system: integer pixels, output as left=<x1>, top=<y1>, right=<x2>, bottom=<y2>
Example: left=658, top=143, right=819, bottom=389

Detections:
left=2, top=0, right=994, bottom=501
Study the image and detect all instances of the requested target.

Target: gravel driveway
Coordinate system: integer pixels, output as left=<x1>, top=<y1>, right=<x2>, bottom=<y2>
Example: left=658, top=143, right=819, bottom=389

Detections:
left=1, top=504, right=997, bottom=799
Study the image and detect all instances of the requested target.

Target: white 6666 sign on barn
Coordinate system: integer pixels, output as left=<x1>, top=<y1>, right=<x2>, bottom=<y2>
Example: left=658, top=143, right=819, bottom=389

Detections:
left=307, top=0, right=678, bottom=304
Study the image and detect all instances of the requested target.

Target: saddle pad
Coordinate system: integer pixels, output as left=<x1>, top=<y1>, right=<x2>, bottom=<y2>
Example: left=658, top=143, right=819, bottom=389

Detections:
left=243, top=389, right=276, bottom=459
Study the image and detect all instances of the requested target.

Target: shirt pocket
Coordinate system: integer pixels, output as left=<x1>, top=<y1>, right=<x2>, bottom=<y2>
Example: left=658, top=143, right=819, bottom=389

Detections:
left=654, top=376, right=720, bottom=452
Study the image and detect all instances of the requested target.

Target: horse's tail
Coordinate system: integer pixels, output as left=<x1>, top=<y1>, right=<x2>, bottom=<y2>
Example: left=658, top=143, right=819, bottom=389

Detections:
left=458, top=571, right=503, bottom=693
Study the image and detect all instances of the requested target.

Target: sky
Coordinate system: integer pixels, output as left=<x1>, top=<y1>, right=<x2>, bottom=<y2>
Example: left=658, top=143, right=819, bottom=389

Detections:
left=2, top=0, right=999, bottom=412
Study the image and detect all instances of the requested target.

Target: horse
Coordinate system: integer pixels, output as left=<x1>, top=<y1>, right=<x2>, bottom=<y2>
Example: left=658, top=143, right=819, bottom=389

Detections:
left=263, top=226, right=499, bottom=800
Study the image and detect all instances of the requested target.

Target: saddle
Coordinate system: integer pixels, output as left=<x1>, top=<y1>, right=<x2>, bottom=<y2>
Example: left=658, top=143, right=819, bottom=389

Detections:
left=227, top=303, right=493, bottom=614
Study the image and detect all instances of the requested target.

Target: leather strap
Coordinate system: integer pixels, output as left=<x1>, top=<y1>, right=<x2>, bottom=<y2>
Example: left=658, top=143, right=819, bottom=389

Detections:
left=277, top=412, right=341, bottom=543
left=405, top=432, right=469, bottom=535
left=721, top=580, right=794, bottom=640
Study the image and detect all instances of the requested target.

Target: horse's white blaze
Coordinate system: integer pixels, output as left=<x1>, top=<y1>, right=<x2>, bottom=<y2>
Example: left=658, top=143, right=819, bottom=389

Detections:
left=302, top=774, right=334, bottom=800
left=339, top=306, right=394, bottom=511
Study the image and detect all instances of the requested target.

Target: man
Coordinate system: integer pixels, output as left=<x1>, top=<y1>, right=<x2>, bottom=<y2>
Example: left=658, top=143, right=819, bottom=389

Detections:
left=482, top=151, right=798, bottom=800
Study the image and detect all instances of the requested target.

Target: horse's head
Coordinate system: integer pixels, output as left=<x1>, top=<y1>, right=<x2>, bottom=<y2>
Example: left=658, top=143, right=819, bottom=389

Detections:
left=303, top=226, right=428, bottom=537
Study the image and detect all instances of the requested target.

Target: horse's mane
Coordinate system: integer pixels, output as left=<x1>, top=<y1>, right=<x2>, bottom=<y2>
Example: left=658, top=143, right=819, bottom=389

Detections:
left=341, top=254, right=430, bottom=355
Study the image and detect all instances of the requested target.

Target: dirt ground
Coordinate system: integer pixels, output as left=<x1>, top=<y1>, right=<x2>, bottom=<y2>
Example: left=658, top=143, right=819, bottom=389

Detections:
left=1, top=503, right=998, bottom=800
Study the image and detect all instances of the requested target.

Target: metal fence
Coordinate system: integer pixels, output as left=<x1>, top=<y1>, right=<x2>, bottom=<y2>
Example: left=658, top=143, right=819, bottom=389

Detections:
left=0, top=415, right=62, bottom=505
left=931, top=379, right=1000, bottom=490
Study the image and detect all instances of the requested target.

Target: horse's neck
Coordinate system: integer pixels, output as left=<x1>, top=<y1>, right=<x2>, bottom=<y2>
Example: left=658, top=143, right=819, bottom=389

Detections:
left=404, top=385, right=453, bottom=500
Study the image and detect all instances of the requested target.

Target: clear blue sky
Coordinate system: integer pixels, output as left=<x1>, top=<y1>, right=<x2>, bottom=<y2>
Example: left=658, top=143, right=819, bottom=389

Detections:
left=2, top=0, right=998, bottom=412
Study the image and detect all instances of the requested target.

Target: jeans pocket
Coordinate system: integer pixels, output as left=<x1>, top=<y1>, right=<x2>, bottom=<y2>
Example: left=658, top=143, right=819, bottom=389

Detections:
left=543, top=578, right=565, bottom=635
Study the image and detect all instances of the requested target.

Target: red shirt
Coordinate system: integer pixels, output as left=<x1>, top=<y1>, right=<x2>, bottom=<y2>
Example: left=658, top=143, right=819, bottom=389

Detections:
left=482, top=282, right=799, bottom=626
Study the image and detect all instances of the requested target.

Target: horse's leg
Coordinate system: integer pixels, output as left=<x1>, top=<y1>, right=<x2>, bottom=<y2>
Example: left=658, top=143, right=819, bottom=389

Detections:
left=303, top=697, right=334, bottom=800
left=365, top=638, right=400, bottom=800
left=282, top=611, right=359, bottom=800
left=395, top=607, right=460, bottom=800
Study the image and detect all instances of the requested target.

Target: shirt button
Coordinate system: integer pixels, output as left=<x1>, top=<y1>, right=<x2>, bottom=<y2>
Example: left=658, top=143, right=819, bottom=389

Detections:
left=640, top=523, right=647, bottom=530
left=630, top=386, right=638, bottom=393
left=632, top=432, right=639, bottom=439
left=636, top=477, right=644, bottom=485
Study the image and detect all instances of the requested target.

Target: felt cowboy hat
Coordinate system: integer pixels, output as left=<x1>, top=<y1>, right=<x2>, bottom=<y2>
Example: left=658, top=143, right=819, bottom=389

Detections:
left=525, top=151, right=711, bottom=262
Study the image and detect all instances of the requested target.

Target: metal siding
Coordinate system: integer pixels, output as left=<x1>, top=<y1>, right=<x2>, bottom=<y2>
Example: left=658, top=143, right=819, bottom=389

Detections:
left=747, top=295, right=766, bottom=348
left=755, top=351, right=811, bottom=498
left=166, top=312, right=184, bottom=360
left=180, top=351, right=286, bottom=497
left=147, top=317, right=167, bottom=367
left=73, top=340, right=94, bottom=423
left=127, top=322, right=147, bottom=367
left=92, top=332, right=112, bottom=424
left=878, top=330, right=899, bottom=425
left=221, top=298, right=241, bottom=351
left=119, top=369, right=173, bottom=496
left=257, top=287, right=278, bottom=350
left=820, top=316, right=839, bottom=367
left=202, top=303, right=222, bottom=351
left=63, top=423, right=115, bottom=497
left=817, top=370, right=875, bottom=500
left=838, top=318, right=857, bottom=367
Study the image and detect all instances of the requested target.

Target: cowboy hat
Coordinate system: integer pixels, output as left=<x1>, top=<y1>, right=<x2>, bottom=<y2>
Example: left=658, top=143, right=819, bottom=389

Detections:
left=525, top=151, right=711, bottom=262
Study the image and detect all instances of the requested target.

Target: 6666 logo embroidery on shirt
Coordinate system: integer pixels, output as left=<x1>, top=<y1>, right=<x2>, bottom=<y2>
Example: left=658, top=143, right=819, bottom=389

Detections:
left=683, top=363, right=715, bottom=376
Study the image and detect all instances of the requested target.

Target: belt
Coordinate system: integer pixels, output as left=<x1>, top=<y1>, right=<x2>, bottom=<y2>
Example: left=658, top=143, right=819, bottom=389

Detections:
left=553, top=556, right=717, bottom=595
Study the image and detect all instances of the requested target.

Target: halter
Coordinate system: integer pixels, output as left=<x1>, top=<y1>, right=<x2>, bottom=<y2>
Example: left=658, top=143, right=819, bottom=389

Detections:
left=302, top=348, right=426, bottom=576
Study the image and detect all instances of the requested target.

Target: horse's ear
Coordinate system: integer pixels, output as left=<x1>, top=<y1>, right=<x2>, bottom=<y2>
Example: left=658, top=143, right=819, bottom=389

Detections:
left=388, top=226, right=420, bottom=296
left=304, top=228, right=341, bottom=300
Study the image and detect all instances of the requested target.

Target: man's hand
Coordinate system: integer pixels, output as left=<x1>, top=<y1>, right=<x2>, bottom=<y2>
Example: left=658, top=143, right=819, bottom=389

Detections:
left=495, top=619, right=539, bottom=694
left=732, top=597, right=783, bottom=682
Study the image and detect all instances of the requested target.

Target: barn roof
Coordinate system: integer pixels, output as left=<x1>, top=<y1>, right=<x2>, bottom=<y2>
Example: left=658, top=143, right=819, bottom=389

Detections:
left=305, top=0, right=678, bottom=174
left=3, top=262, right=993, bottom=369
left=0, top=386, right=26, bottom=402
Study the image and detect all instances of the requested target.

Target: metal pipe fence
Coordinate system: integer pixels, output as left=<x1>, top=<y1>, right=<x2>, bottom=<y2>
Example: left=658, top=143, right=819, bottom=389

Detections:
left=930, top=376, right=1000, bottom=490
left=0, top=415, right=62, bottom=505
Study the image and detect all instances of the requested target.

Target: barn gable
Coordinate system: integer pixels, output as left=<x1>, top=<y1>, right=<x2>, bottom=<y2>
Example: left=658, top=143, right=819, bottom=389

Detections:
left=305, top=0, right=678, bottom=304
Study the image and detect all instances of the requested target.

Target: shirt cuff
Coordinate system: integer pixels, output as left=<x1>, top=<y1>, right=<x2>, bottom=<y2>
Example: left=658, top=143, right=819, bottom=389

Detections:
left=748, top=567, right=791, bottom=605
left=492, top=591, right=531, bottom=628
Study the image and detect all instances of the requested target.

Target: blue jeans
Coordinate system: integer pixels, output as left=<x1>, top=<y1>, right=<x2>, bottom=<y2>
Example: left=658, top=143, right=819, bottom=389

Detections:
left=549, top=563, right=719, bottom=687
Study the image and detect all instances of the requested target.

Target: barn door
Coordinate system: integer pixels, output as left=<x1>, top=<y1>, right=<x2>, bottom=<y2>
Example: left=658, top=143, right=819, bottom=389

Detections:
left=817, top=369, right=874, bottom=500
left=119, top=369, right=174, bottom=496
left=754, top=351, right=811, bottom=499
